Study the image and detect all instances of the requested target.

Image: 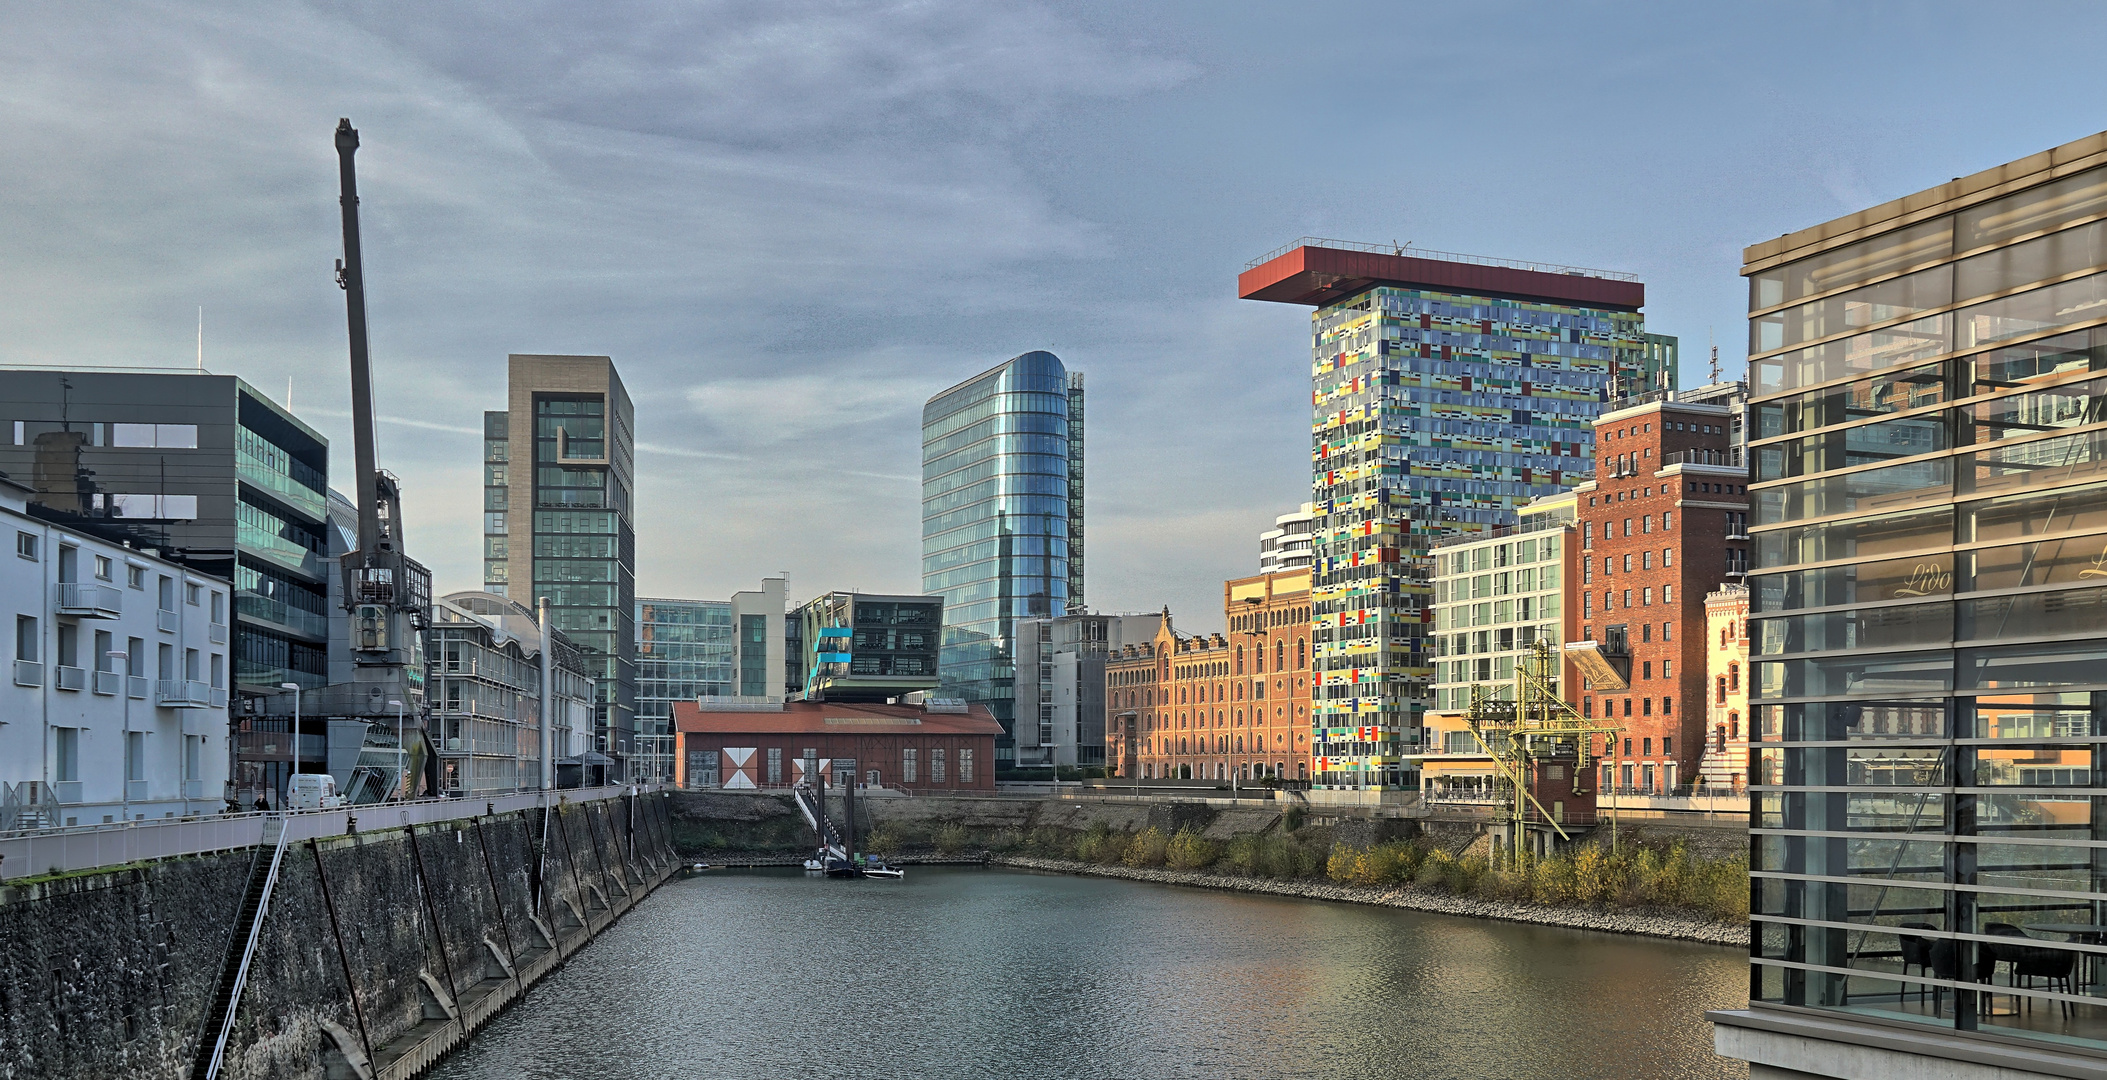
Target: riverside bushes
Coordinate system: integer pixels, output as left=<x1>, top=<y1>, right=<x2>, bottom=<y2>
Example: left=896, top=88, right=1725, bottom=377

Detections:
left=1164, top=828, right=1219, bottom=870
left=1123, top=827, right=1169, bottom=868
left=1325, top=837, right=1747, bottom=922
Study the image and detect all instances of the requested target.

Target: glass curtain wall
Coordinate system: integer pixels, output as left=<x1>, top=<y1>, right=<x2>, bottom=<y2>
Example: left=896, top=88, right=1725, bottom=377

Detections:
left=922, top=351, right=1081, bottom=765
left=1747, top=162, right=2107, bottom=1047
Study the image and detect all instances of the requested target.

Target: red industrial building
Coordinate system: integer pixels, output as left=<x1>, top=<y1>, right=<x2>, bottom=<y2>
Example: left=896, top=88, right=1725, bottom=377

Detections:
left=1573, top=385, right=1750, bottom=795
left=672, top=700, right=1003, bottom=793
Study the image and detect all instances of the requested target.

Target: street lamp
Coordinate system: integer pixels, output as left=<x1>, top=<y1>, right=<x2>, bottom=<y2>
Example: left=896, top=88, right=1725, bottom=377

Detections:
left=388, top=699, right=405, bottom=801
left=279, top=682, right=301, bottom=812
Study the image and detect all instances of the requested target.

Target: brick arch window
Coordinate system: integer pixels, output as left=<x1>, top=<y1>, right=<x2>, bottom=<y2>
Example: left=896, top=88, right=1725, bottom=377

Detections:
left=1297, top=637, right=1307, bottom=668
left=1729, top=711, right=1740, bottom=739
left=1716, top=676, right=1726, bottom=704
left=1236, top=645, right=1245, bottom=675
left=1275, top=641, right=1285, bottom=669
left=1728, top=663, right=1740, bottom=692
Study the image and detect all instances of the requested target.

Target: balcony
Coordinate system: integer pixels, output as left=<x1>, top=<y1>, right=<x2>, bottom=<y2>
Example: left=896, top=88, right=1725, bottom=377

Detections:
left=127, top=675, right=149, bottom=699
left=156, top=608, right=179, bottom=633
left=125, top=780, right=148, bottom=802
left=53, top=582, right=122, bottom=618
left=54, top=665, right=87, bottom=692
left=155, top=679, right=213, bottom=708
left=236, top=449, right=327, bottom=522
left=13, top=660, right=41, bottom=687
left=93, top=670, right=121, bottom=695
left=209, top=623, right=228, bottom=644
left=1665, top=448, right=1745, bottom=469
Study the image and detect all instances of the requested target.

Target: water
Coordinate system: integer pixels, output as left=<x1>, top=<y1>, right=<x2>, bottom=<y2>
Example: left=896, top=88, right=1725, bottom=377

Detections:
left=430, top=868, right=1749, bottom=1080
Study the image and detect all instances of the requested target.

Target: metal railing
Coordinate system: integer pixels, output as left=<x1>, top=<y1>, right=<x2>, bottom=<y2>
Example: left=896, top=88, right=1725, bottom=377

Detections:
left=156, top=679, right=214, bottom=707
left=201, top=816, right=289, bottom=1080
left=13, top=660, right=41, bottom=687
left=94, top=670, right=121, bottom=695
left=54, top=665, right=87, bottom=692
left=1244, top=236, right=1640, bottom=281
left=53, top=581, right=122, bottom=617
left=1665, top=448, right=1745, bottom=469
left=1429, top=513, right=1573, bottom=550
left=0, top=783, right=652, bottom=880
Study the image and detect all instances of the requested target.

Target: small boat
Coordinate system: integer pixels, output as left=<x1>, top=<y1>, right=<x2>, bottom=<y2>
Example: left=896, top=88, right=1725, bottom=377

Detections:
left=802, top=857, right=826, bottom=872
left=862, top=861, right=904, bottom=880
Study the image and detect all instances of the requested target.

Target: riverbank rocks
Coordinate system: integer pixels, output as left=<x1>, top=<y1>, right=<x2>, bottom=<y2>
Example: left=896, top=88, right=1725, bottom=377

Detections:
left=994, top=855, right=1749, bottom=948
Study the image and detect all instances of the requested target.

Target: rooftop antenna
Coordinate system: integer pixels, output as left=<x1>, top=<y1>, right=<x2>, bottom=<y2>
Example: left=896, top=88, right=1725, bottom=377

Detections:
left=196, top=307, right=203, bottom=372
left=1708, top=327, right=1720, bottom=385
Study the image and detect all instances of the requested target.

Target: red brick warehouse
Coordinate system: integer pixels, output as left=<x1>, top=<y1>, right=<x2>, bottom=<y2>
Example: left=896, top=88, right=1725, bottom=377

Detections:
left=1573, top=387, right=1750, bottom=795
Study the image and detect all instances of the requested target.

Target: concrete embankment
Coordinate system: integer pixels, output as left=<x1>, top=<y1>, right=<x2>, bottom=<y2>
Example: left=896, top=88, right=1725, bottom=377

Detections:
left=0, top=789, right=679, bottom=1080
left=994, top=854, right=1749, bottom=947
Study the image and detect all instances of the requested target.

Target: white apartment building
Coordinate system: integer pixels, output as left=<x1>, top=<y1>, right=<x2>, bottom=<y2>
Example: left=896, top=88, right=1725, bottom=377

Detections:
left=1429, top=492, right=1576, bottom=712
left=3, top=477, right=231, bottom=829
left=1257, top=503, right=1315, bottom=575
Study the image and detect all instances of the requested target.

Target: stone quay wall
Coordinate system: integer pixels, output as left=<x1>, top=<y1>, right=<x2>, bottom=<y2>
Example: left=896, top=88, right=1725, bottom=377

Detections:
left=0, top=790, right=679, bottom=1080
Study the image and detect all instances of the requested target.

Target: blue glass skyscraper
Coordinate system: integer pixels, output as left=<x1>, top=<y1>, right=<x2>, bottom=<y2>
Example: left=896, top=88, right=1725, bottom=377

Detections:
left=922, top=351, right=1084, bottom=767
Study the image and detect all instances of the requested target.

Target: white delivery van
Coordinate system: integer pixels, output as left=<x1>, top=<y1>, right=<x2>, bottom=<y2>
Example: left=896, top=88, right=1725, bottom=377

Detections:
left=285, top=773, right=346, bottom=810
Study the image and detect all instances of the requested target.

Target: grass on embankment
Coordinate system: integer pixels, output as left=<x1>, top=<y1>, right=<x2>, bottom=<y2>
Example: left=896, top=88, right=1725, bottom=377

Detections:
left=962, top=820, right=1748, bottom=924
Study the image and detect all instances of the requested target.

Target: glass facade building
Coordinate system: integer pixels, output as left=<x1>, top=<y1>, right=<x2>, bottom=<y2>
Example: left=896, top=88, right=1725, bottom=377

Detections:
left=483, top=354, right=637, bottom=779
left=1430, top=493, right=1573, bottom=712
left=637, top=596, right=734, bottom=780
left=1742, top=140, right=2107, bottom=1052
left=921, top=351, right=1084, bottom=765
left=1241, top=242, right=1664, bottom=790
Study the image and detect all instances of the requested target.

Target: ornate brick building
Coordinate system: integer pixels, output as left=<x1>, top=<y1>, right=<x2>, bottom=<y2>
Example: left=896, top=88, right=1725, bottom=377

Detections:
left=1697, top=583, right=1749, bottom=793
left=1106, top=569, right=1313, bottom=783
left=1572, top=385, right=1749, bottom=795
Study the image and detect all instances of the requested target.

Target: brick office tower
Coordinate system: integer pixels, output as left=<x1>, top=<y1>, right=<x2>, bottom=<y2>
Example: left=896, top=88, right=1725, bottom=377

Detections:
left=1573, top=385, right=1749, bottom=795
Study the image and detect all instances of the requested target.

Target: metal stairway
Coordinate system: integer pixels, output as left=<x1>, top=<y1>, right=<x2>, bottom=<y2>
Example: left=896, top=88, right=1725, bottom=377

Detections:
left=790, top=786, right=846, bottom=859
left=190, top=816, right=292, bottom=1080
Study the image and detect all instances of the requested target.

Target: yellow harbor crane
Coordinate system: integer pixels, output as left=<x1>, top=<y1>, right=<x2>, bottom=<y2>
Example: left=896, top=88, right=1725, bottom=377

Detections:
left=1465, top=639, right=1626, bottom=870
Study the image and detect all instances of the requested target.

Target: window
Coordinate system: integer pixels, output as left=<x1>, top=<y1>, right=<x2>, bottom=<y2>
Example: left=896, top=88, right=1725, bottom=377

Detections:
left=185, top=582, right=200, bottom=606
left=15, top=532, right=36, bottom=560
left=210, top=653, right=224, bottom=689
left=1663, top=736, right=1673, bottom=755
left=15, top=615, right=37, bottom=662
left=1643, top=738, right=1653, bottom=756
left=1728, top=663, right=1740, bottom=692
left=93, top=555, right=112, bottom=581
left=126, top=731, right=146, bottom=783
left=126, top=638, right=144, bottom=677
left=959, top=748, right=974, bottom=784
left=158, top=575, right=174, bottom=612
left=1717, top=675, right=1727, bottom=703
left=902, top=748, right=919, bottom=783
left=1663, top=659, right=1673, bottom=679
left=1663, top=621, right=1672, bottom=642
left=110, top=423, right=198, bottom=448
left=157, top=643, right=173, bottom=680
left=931, top=748, right=946, bottom=785
left=127, top=565, right=145, bottom=590
left=55, top=728, right=79, bottom=783
left=1663, top=511, right=1673, bottom=530
left=1643, top=661, right=1653, bottom=680
left=93, top=630, right=113, bottom=672
left=1664, top=697, right=1673, bottom=715
left=1664, top=548, right=1673, bottom=568
left=766, top=747, right=783, bottom=784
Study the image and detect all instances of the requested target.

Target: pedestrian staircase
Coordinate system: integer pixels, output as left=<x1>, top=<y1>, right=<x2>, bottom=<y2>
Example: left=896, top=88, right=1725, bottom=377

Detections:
left=190, top=815, right=291, bottom=1080
left=0, top=781, right=60, bottom=832
left=790, top=786, right=846, bottom=859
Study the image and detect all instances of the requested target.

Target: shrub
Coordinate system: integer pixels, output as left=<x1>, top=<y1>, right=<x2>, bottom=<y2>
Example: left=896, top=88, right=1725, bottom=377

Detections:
left=1123, top=827, right=1169, bottom=867
left=1328, top=843, right=1362, bottom=883
left=865, top=828, right=903, bottom=856
left=1415, top=848, right=1454, bottom=889
left=1026, top=827, right=1071, bottom=858
left=935, top=824, right=970, bottom=855
left=1165, top=828, right=1219, bottom=871
left=1282, top=807, right=1306, bottom=833
left=986, top=828, right=1024, bottom=853
left=1254, top=835, right=1307, bottom=879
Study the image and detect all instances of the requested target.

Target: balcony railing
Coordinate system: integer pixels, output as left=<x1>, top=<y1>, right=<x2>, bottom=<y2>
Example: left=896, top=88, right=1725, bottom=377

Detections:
left=54, top=665, right=87, bottom=692
left=156, top=608, right=179, bottom=633
left=236, top=449, right=327, bottom=521
left=93, top=670, right=121, bottom=695
left=209, top=623, right=228, bottom=644
left=13, top=660, right=41, bottom=687
left=156, top=679, right=214, bottom=708
left=125, top=780, right=148, bottom=802
left=127, top=675, right=149, bottom=699
left=53, top=582, right=122, bottom=618
left=1665, top=448, right=1745, bottom=469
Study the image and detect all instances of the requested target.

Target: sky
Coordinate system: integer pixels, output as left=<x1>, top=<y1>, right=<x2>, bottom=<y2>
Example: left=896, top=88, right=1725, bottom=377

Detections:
left=3, top=1, right=2104, bottom=628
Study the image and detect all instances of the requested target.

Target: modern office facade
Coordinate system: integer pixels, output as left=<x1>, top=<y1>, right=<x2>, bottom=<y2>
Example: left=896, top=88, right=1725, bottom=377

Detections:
left=2, top=476, right=231, bottom=827
left=793, top=590, right=943, bottom=703
left=1429, top=490, right=1576, bottom=713
left=1240, top=241, right=1666, bottom=791
left=637, top=595, right=735, bottom=777
left=921, top=351, right=1085, bottom=766
left=1258, top=502, right=1316, bottom=574
left=1013, top=611, right=1160, bottom=769
left=1715, top=133, right=2107, bottom=1076
left=426, top=590, right=595, bottom=794
left=483, top=354, right=637, bottom=779
left=0, top=371, right=334, bottom=802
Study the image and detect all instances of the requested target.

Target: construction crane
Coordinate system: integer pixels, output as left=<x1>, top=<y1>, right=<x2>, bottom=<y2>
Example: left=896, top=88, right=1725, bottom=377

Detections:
left=323, top=118, right=436, bottom=801
left=1465, top=639, right=1625, bottom=870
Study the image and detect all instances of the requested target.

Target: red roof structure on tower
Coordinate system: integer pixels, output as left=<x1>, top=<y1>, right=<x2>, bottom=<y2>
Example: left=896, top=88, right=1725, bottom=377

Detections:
left=1238, top=238, right=1644, bottom=311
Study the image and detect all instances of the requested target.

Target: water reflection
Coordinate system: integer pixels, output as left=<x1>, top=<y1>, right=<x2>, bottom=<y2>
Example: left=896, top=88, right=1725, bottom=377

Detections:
left=429, top=868, right=1747, bottom=1080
